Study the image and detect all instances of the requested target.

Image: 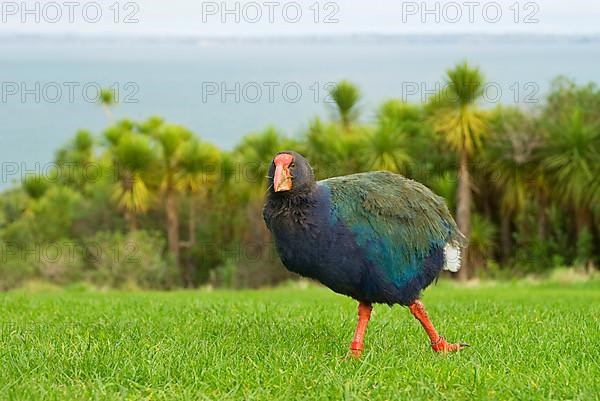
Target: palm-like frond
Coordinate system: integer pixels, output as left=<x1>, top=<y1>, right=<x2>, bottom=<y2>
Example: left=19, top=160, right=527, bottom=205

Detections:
left=235, top=127, right=283, bottom=189
left=428, top=172, right=457, bottom=211
left=378, top=100, right=421, bottom=124
left=110, top=133, right=156, bottom=213
left=103, top=120, right=135, bottom=146
left=431, top=62, right=488, bottom=155
left=329, top=80, right=360, bottom=129
left=73, top=130, right=94, bottom=153
left=445, top=62, right=485, bottom=106
left=112, top=134, right=155, bottom=172
left=155, top=125, right=193, bottom=164
left=303, top=118, right=373, bottom=176
left=364, top=118, right=412, bottom=173
left=175, top=139, right=220, bottom=193
left=480, top=107, right=540, bottom=214
left=99, top=88, right=116, bottom=120
left=99, top=88, right=115, bottom=106
left=23, top=175, right=49, bottom=200
left=542, top=108, right=600, bottom=209
left=468, top=213, right=497, bottom=265
left=433, top=105, right=487, bottom=155
left=111, top=174, right=151, bottom=213
left=304, top=118, right=344, bottom=160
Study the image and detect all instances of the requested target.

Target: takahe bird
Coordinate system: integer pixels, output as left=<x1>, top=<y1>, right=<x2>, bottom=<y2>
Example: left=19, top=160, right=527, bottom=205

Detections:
left=263, top=151, right=468, bottom=357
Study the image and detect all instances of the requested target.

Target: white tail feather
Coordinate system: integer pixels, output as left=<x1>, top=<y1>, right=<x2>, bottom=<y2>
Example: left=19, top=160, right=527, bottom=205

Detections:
left=443, top=243, right=461, bottom=272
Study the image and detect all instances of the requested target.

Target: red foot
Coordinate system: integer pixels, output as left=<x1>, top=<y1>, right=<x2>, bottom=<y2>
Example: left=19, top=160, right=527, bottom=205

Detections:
left=431, top=336, right=470, bottom=353
left=349, top=341, right=363, bottom=358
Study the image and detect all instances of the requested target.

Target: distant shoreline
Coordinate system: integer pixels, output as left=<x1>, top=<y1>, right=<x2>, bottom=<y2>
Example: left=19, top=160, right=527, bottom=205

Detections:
left=2, top=32, right=600, bottom=46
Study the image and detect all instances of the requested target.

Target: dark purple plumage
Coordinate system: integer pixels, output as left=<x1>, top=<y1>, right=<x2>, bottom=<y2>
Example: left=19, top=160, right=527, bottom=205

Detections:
left=263, top=151, right=464, bottom=306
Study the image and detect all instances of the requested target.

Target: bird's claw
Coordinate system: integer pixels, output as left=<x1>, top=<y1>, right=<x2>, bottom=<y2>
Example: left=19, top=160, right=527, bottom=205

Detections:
left=431, top=336, right=469, bottom=353
left=347, top=345, right=363, bottom=359
left=346, top=342, right=364, bottom=359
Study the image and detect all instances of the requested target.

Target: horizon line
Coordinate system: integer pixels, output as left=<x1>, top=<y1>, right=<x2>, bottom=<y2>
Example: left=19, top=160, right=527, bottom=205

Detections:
left=2, top=31, right=600, bottom=41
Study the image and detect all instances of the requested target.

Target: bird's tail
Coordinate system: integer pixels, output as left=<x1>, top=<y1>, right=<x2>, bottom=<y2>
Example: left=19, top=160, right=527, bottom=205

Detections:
left=443, top=243, right=461, bottom=272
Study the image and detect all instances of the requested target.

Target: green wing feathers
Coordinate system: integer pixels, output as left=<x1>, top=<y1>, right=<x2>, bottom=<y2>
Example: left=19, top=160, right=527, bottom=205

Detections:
left=321, top=171, right=465, bottom=258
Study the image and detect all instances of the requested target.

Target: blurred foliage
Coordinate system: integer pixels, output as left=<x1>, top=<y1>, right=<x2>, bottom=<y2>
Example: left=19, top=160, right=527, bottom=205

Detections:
left=329, top=80, right=361, bottom=130
left=84, top=230, right=175, bottom=289
left=1, top=65, right=599, bottom=290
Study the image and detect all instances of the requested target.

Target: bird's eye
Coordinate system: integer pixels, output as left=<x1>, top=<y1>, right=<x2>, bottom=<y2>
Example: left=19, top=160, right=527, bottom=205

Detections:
left=290, top=162, right=296, bottom=168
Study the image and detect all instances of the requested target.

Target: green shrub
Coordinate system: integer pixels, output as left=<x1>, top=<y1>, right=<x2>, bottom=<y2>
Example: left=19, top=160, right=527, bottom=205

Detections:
left=84, top=230, right=175, bottom=289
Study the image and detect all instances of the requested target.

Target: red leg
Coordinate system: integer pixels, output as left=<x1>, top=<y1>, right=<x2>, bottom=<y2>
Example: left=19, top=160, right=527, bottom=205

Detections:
left=349, top=302, right=372, bottom=358
left=409, top=300, right=468, bottom=353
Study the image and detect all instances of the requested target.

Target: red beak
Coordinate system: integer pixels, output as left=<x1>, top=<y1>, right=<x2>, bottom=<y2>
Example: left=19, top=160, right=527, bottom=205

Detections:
left=273, top=154, right=293, bottom=192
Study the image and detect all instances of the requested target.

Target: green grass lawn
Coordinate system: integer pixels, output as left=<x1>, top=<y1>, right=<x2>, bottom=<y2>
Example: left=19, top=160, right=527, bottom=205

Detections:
left=1, top=281, right=599, bottom=400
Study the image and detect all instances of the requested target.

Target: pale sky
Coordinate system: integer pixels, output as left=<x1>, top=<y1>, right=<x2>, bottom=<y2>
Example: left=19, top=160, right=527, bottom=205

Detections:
left=1, top=0, right=599, bottom=36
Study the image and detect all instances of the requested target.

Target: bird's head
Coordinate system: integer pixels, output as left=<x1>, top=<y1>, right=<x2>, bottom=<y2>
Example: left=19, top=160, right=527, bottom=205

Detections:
left=268, top=151, right=315, bottom=194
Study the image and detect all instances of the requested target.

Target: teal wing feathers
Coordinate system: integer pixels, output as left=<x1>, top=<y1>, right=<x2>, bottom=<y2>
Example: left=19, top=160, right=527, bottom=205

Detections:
left=320, top=171, right=464, bottom=284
